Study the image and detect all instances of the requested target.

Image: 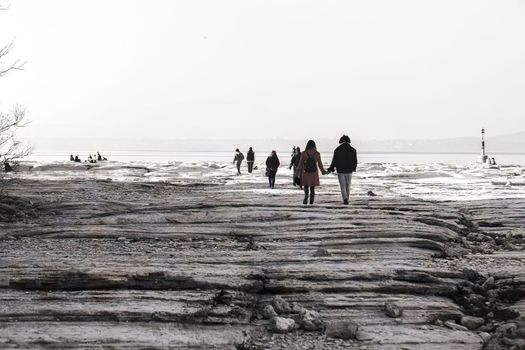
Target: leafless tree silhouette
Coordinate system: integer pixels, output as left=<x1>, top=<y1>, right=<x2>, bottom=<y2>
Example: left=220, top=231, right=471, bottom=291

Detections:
left=0, top=4, right=31, bottom=188
left=0, top=39, right=26, bottom=78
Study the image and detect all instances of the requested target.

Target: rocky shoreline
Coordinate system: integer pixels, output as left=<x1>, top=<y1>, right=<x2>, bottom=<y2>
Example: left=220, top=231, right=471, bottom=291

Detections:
left=0, top=178, right=523, bottom=349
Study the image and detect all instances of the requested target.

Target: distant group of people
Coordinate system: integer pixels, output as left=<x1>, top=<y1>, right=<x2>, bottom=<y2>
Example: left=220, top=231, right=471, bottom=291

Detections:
left=233, top=135, right=358, bottom=205
left=70, top=152, right=107, bottom=164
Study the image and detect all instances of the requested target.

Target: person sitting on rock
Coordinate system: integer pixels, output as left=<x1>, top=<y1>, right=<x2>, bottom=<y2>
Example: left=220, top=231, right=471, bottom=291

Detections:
left=4, top=161, right=13, bottom=173
left=70, top=154, right=75, bottom=161
left=74, top=155, right=81, bottom=163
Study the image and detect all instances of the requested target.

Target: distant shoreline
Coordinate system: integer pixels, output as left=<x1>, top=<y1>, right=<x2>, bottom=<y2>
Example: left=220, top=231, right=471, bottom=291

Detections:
left=25, top=150, right=525, bottom=155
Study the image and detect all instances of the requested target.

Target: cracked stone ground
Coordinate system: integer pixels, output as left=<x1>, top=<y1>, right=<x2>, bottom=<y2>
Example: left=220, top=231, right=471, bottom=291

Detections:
left=0, top=178, right=524, bottom=349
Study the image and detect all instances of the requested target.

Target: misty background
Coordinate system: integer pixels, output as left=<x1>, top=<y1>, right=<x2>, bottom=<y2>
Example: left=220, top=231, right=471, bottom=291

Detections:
left=0, top=0, right=524, bottom=153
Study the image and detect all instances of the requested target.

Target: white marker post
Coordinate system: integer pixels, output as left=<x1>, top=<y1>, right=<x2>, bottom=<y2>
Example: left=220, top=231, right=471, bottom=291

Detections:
left=480, top=128, right=488, bottom=164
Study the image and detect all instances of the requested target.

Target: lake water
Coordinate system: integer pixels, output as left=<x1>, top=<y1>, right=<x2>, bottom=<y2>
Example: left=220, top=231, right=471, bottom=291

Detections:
left=13, top=149, right=525, bottom=202
left=25, top=150, right=525, bottom=165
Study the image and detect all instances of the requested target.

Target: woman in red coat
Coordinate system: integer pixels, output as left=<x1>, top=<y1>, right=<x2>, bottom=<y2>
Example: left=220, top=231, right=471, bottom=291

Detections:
left=296, top=140, right=327, bottom=205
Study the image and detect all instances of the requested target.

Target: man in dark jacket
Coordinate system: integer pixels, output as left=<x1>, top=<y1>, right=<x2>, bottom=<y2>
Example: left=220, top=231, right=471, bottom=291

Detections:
left=328, top=135, right=357, bottom=205
left=246, top=147, right=255, bottom=173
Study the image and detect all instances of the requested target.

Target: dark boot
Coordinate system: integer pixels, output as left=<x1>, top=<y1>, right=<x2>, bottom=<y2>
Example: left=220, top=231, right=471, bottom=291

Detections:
left=309, top=187, right=315, bottom=204
left=303, top=187, right=309, bottom=205
left=344, top=198, right=349, bottom=205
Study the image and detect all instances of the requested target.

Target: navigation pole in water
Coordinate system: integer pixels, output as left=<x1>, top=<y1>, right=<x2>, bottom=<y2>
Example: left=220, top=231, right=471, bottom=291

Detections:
left=481, top=128, right=487, bottom=163
left=479, top=129, right=497, bottom=166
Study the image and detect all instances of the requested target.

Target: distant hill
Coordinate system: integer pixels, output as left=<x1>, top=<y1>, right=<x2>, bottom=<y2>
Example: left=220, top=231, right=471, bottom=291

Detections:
left=27, top=131, right=525, bottom=154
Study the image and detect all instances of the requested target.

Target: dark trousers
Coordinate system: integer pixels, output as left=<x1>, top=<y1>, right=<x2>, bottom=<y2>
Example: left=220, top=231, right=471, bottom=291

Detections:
left=247, top=161, right=254, bottom=173
left=268, top=170, right=277, bottom=188
left=291, top=166, right=302, bottom=188
left=304, top=186, right=315, bottom=204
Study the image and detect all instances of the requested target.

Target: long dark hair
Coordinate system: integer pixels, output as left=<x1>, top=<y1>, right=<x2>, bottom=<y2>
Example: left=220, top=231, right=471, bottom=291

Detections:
left=305, top=140, right=316, bottom=150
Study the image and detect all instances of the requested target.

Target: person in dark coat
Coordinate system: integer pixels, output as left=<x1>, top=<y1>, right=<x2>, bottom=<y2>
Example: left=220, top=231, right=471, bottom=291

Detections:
left=265, top=150, right=280, bottom=189
left=296, top=140, right=327, bottom=205
left=74, top=155, right=81, bottom=163
left=328, top=135, right=358, bottom=205
left=4, top=162, right=13, bottom=173
left=70, top=155, right=75, bottom=161
left=289, top=146, right=302, bottom=188
left=246, top=147, right=255, bottom=173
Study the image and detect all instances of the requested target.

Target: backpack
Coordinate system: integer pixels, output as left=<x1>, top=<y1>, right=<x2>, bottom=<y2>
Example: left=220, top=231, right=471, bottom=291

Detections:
left=304, top=153, right=317, bottom=173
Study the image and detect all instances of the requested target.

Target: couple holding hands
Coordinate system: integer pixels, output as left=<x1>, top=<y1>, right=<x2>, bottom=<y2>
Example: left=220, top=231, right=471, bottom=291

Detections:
left=295, top=135, right=357, bottom=205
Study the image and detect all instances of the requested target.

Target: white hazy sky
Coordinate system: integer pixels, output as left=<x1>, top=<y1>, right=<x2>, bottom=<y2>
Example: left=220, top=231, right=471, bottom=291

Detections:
left=1, top=0, right=524, bottom=141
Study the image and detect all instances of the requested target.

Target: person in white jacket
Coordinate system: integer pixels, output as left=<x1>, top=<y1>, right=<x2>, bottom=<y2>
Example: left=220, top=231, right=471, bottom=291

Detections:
left=233, top=149, right=244, bottom=176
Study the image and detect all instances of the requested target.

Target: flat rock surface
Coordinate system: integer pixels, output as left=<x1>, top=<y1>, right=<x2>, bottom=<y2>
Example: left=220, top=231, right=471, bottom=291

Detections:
left=0, top=176, right=524, bottom=349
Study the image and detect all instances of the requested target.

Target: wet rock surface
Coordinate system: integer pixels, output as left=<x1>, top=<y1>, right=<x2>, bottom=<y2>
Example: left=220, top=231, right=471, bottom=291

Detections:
left=0, top=178, right=523, bottom=349
left=384, top=302, right=403, bottom=318
left=445, top=320, right=469, bottom=331
left=461, top=316, right=485, bottom=330
left=270, top=317, right=295, bottom=334
left=271, top=296, right=292, bottom=315
left=262, top=305, right=278, bottom=319
left=298, top=309, right=324, bottom=331
left=325, top=320, right=359, bottom=340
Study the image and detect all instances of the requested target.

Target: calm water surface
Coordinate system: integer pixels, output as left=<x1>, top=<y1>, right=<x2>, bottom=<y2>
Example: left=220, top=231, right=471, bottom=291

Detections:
left=27, top=150, right=525, bottom=165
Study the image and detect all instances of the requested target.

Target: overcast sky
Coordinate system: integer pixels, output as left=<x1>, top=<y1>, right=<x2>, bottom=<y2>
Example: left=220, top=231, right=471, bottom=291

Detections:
left=1, top=0, right=524, bottom=141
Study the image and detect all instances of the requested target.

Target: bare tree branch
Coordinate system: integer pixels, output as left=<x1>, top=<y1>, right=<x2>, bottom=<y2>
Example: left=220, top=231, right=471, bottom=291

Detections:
left=0, top=40, right=26, bottom=77
left=0, top=4, right=31, bottom=191
left=0, top=106, right=30, bottom=162
left=0, top=105, right=29, bottom=134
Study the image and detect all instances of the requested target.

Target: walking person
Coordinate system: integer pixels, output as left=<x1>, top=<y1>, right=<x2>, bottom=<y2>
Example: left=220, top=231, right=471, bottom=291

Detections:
left=265, top=150, right=280, bottom=189
left=289, top=147, right=302, bottom=188
left=233, top=149, right=244, bottom=176
left=296, top=140, right=327, bottom=205
left=328, top=135, right=358, bottom=205
left=247, top=147, right=255, bottom=173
